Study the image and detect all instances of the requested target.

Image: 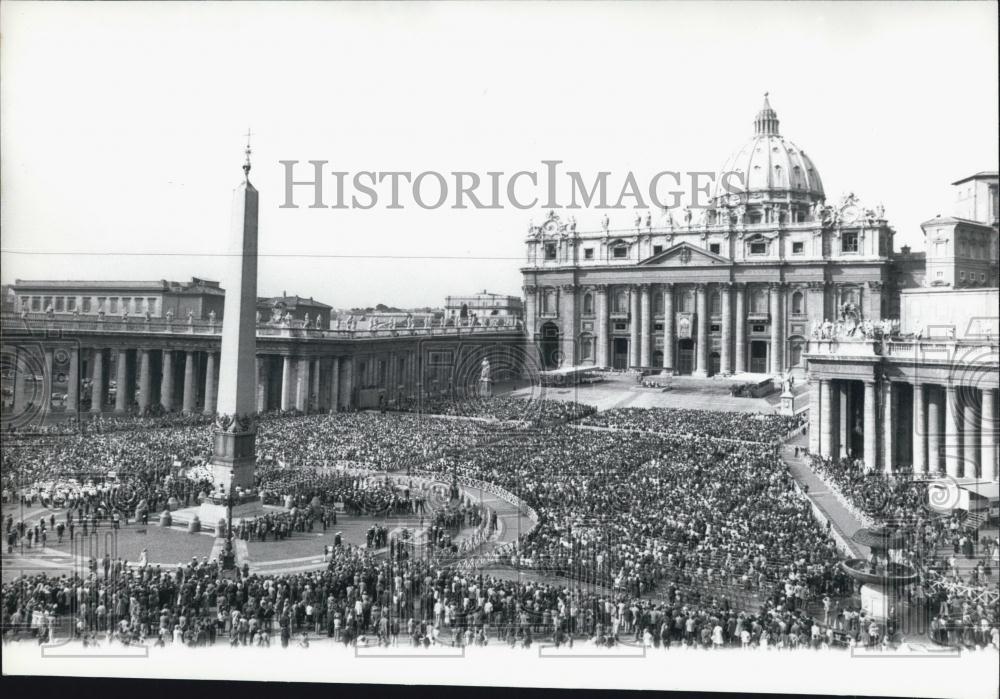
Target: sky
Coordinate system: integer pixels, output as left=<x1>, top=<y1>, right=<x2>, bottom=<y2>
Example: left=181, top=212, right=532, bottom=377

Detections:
left=2, top=1, right=997, bottom=309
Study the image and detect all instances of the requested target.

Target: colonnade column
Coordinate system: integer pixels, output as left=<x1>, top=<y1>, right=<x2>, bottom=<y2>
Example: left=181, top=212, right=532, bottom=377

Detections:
left=770, top=283, right=784, bottom=375
left=296, top=357, right=310, bottom=411
left=694, top=284, right=708, bottom=377
left=964, top=390, right=980, bottom=478
left=838, top=382, right=850, bottom=459
left=256, top=357, right=269, bottom=412
left=912, top=382, right=926, bottom=474
left=160, top=349, right=174, bottom=411
left=628, top=286, right=640, bottom=368
left=883, top=381, right=895, bottom=473
left=330, top=356, right=341, bottom=411
left=982, top=388, right=998, bottom=481
left=522, top=285, right=537, bottom=342
left=281, top=356, right=293, bottom=411
left=863, top=381, right=877, bottom=470
left=204, top=352, right=217, bottom=415
left=819, top=378, right=833, bottom=457
left=595, top=286, right=609, bottom=368
left=561, top=285, right=576, bottom=367
left=138, top=349, right=151, bottom=414
left=44, top=349, right=54, bottom=413
left=662, top=284, right=674, bottom=374
left=734, top=283, right=746, bottom=374
left=66, top=347, right=79, bottom=413
left=182, top=350, right=196, bottom=414
left=945, top=384, right=961, bottom=478
left=90, top=348, right=105, bottom=414
left=311, top=358, right=321, bottom=409
left=343, top=358, right=355, bottom=409
left=639, top=284, right=651, bottom=368
left=808, top=375, right=821, bottom=454
left=115, top=349, right=129, bottom=413
left=720, top=283, right=732, bottom=375
left=927, top=386, right=942, bottom=474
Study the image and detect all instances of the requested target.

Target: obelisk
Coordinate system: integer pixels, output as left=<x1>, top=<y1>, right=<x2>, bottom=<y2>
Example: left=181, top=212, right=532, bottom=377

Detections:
left=209, top=138, right=260, bottom=496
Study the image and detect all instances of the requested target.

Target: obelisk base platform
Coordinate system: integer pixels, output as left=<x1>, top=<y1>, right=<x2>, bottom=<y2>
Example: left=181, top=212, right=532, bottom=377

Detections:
left=198, top=497, right=265, bottom=525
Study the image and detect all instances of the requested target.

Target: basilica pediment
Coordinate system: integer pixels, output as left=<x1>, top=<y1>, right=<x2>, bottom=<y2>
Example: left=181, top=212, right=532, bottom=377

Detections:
left=638, top=242, right=732, bottom=267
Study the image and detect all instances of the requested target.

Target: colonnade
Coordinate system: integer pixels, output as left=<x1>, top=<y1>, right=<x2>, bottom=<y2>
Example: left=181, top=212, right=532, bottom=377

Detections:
left=808, top=375, right=999, bottom=480
left=8, top=347, right=368, bottom=416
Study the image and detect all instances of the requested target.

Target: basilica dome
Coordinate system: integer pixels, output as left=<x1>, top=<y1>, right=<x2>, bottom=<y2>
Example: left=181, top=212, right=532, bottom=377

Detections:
left=712, top=94, right=824, bottom=206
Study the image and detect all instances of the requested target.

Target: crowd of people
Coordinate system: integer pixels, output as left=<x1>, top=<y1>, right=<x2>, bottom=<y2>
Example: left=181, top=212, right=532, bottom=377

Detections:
left=395, top=395, right=596, bottom=425
left=2, top=399, right=997, bottom=652
left=579, top=408, right=805, bottom=443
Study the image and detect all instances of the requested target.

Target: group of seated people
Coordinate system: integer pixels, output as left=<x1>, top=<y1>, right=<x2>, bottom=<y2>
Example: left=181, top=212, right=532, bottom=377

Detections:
left=394, top=395, right=597, bottom=425
left=579, top=408, right=805, bottom=443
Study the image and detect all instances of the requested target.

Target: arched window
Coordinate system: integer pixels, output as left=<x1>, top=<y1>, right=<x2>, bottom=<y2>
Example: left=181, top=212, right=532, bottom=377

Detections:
left=791, top=291, right=804, bottom=315
left=582, top=293, right=594, bottom=316
left=751, top=287, right=767, bottom=314
left=709, top=291, right=721, bottom=316
left=613, top=289, right=628, bottom=314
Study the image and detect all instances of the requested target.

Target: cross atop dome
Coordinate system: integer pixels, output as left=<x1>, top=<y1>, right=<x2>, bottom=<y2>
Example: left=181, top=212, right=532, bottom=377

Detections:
left=754, top=92, right=780, bottom=136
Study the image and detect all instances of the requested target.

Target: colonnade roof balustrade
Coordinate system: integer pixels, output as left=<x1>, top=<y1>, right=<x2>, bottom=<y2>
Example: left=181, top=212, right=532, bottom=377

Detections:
left=805, top=336, right=1000, bottom=365
left=0, top=312, right=523, bottom=342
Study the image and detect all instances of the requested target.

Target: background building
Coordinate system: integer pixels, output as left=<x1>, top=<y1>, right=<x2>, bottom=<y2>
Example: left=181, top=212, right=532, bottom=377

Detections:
left=445, top=291, right=523, bottom=324
left=257, top=293, right=332, bottom=328
left=10, top=277, right=226, bottom=321
left=522, top=95, right=895, bottom=375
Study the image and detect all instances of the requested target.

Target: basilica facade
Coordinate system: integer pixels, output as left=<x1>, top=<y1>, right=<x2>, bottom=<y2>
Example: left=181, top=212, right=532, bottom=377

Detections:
left=521, top=95, right=896, bottom=375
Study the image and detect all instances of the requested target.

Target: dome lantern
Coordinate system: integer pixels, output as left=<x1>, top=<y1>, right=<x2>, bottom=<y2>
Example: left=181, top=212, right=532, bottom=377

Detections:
left=754, top=92, right=780, bottom=136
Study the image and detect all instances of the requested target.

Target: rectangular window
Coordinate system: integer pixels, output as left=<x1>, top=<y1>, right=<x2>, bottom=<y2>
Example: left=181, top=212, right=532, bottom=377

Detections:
left=710, top=324, right=721, bottom=332
left=749, top=242, right=766, bottom=255
left=981, top=273, right=987, bottom=282
left=959, top=271, right=966, bottom=281
left=652, top=245, right=663, bottom=256
left=66, top=297, right=76, bottom=312
left=82, top=297, right=92, bottom=313
left=544, top=244, right=557, bottom=260
left=31, top=296, right=41, bottom=311
left=612, top=246, right=627, bottom=258
left=709, top=243, right=721, bottom=254
left=584, top=248, right=594, bottom=259
left=54, top=297, right=65, bottom=312
left=752, top=324, right=766, bottom=333
left=654, top=323, right=663, bottom=331
left=841, top=232, right=859, bottom=253
left=792, top=241, right=804, bottom=254
left=109, top=297, right=119, bottom=314
left=43, top=296, right=52, bottom=310
left=614, top=323, right=627, bottom=331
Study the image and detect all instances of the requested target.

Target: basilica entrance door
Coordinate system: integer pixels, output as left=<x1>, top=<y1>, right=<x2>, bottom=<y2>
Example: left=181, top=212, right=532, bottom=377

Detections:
left=708, top=352, right=721, bottom=377
left=612, top=338, right=629, bottom=370
left=677, top=339, right=694, bottom=375
left=749, top=341, right=768, bottom=374
left=539, top=322, right=561, bottom=370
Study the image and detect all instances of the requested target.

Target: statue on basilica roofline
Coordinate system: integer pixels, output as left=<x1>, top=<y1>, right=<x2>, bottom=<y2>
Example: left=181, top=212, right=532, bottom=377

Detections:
left=601, top=213, right=610, bottom=233
left=683, top=207, right=693, bottom=227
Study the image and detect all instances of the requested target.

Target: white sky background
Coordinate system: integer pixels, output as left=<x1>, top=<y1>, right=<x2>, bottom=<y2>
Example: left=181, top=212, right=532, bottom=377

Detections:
left=1, top=1, right=997, bottom=309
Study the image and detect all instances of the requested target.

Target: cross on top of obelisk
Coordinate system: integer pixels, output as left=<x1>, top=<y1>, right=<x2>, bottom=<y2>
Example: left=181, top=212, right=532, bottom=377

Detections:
left=243, top=128, right=253, bottom=179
